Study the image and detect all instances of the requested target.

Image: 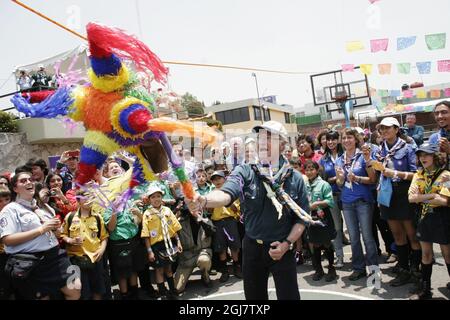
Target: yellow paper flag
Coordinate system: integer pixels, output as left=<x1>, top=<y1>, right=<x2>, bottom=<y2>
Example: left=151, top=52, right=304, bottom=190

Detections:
left=360, top=64, right=373, bottom=75
left=346, top=41, right=365, bottom=52
left=416, top=89, right=427, bottom=99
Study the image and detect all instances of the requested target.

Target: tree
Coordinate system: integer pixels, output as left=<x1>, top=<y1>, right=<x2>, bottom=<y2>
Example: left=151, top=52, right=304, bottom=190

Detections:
left=0, top=111, right=19, bottom=132
left=181, top=92, right=205, bottom=118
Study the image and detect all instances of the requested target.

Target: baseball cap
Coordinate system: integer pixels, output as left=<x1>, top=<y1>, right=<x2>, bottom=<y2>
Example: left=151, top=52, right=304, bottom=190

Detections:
left=415, top=143, right=438, bottom=155
left=379, top=117, right=400, bottom=127
left=252, top=121, right=288, bottom=138
left=210, top=171, right=225, bottom=180
left=146, top=185, right=164, bottom=197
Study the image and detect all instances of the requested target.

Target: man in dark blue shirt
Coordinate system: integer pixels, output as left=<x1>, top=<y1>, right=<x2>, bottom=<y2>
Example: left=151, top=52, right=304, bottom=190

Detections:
left=188, top=121, right=309, bottom=300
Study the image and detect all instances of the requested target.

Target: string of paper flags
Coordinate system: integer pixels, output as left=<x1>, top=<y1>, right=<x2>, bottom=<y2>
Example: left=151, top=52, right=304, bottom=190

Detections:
left=342, top=60, right=450, bottom=75
left=346, top=33, right=446, bottom=53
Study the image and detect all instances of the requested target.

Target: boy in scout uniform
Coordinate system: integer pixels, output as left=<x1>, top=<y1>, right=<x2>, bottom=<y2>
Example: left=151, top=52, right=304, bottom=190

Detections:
left=61, top=190, right=109, bottom=300
left=210, top=171, right=243, bottom=282
left=141, top=186, right=182, bottom=300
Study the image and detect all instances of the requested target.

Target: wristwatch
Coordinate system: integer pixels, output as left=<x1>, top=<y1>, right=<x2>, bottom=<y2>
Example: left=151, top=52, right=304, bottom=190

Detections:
left=284, top=239, right=294, bottom=251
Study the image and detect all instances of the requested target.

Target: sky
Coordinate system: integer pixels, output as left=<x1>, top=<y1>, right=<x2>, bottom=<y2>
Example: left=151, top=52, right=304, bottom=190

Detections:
left=0, top=0, right=449, bottom=112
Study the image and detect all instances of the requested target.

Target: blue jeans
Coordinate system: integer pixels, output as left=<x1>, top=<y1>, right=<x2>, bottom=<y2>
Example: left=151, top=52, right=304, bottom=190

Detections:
left=342, top=200, right=378, bottom=272
left=330, top=195, right=343, bottom=258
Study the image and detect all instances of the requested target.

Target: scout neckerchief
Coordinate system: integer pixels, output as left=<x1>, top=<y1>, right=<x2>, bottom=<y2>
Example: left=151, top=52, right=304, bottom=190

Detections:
left=376, top=138, right=406, bottom=167
left=342, top=148, right=361, bottom=190
left=420, top=168, right=444, bottom=218
left=153, top=207, right=177, bottom=262
left=250, top=158, right=323, bottom=226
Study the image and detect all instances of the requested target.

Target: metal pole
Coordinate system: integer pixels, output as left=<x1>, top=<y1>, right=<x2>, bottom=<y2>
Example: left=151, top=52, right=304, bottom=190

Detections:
left=252, top=73, right=264, bottom=124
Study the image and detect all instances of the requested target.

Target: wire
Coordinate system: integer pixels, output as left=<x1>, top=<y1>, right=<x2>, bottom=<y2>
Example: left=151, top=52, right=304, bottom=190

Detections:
left=11, top=0, right=316, bottom=75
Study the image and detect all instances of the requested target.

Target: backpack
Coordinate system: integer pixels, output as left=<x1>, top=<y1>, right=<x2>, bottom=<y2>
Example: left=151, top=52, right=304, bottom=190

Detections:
left=67, top=211, right=102, bottom=238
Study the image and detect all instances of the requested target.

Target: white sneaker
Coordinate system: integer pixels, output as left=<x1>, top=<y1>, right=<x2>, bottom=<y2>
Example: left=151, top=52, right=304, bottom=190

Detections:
left=335, top=256, right=344, bottom=268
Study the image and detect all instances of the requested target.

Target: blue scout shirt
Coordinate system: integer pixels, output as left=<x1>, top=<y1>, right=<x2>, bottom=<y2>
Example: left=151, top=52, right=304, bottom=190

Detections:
left=335, top=151, right=374, bottom=204
left=319, top=152, right=342, bottom=194
left=221, top=157, right=310, bottom=243
left=377, top=138, right=417, bottom=182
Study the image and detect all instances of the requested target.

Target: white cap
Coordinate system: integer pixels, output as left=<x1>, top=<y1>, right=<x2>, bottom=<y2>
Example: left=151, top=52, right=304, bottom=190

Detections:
left=245, top=137, right=255, bottom=145
left=252, top=121, right=288, bottom=138
left=221, top=142, right=230, bottom=149
left=38, top=64, right=44, bottom=69
left=379, top=117, right=400, bottom=127
left=146, top=185, right=164, bottom=197
left=354, top=127, right=364, bottom=134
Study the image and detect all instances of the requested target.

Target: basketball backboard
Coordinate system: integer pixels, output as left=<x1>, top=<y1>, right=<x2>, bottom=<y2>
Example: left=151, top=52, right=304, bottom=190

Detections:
left=310, top=66, right=372, bottom=113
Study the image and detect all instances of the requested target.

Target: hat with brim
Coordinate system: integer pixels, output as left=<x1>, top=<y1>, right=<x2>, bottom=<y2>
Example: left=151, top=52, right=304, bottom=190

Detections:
left=415, top=143, right=438, bottom=155
left=146, top=185, right=164, bottom=197
left=210, top=170, right=225, bottom=180
left=252, top=120, right=288, bottom=138
left=379, top=117, right=400, bottom=127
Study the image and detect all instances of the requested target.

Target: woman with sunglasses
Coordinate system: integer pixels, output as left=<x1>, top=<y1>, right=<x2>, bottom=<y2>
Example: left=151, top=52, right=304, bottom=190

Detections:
left=0, top=172, right=80, bottom=300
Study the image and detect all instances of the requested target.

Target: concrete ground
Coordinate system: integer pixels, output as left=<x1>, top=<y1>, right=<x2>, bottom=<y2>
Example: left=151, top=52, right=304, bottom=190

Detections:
left=175, top=243, right=450, bottom=301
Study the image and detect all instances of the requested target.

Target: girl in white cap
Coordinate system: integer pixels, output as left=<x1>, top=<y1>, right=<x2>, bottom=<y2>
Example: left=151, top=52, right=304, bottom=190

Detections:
left=372, top=116, right=421, bottom=288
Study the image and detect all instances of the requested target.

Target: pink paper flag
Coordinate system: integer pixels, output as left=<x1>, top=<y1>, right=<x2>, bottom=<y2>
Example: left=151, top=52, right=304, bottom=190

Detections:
left=403, top=90, right=414, bottom=98
left=445, top=88, right=450, bottom=97
left=370, top=38, right=389, bottom=52
left=437, top=60, right=450, bottom=72
left=378, top=63, right=391, bottom=75
left=342, top=64, right=355, bottom=72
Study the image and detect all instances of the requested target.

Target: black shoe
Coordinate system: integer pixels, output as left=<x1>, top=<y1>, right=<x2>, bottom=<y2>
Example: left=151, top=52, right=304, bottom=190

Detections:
left=325, top=267, right=337, bottom=282
left=390, top=269, right=412, bottom=287
left=312, top=269, right=325, bottom=281
left=409, top=282, right=432, bottom=300
left=342, top=236, right=351, bottom=246
left=201, top=272, right=213, bottom=288
left=219, top=271, right=230, bottom=283
left=348, top=270, right=367, bottom=281
left=233, top=263, right=243, bottom=279
left=167, top=290, right=179, bottom=300
left=209, top=269, right=218, bottom=276
left=392, top=262, right=400, bottom=274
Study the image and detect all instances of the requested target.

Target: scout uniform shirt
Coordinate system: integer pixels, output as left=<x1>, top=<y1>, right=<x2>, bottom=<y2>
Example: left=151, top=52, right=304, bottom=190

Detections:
left=306, top=176, right=335, bottom=210
left=409, top=169, right=450, bottom=210
left=211, top=200, right=240, bottom=221
left=0, top=200, right=59, bottom=254
left=103, top=206, right=140, bottom=241
left=195, top=183, right=215, bottom=196
left=141, top=206, right=182, bottom=246
left=61, top=210, right=109, bottom=262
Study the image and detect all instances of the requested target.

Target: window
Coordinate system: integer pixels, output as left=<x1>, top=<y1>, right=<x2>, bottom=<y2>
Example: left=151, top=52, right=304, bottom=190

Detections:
left=253, top=106, right=261, bottom=121
left=284, top=112, right=291, bottom=124
left=263, top=108, right=271, bottom=121
left=215, top=107, right=250, bottom=125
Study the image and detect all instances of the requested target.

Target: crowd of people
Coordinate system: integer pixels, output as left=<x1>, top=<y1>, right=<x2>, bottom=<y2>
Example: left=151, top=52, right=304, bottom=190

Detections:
left=16, top=64, right=56, bottom=92
left=0, top=100, right=448, bottom=300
